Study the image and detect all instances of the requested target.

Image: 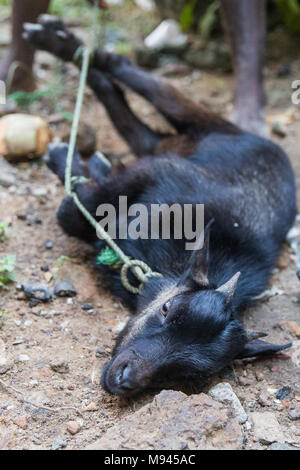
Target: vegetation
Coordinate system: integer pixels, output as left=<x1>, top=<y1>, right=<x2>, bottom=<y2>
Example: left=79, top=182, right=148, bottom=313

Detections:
left=0, top=222, right=11, bottom=243
left=8, top=60, right=74, bottom=120
left=0, top=254, right=16, bottom=288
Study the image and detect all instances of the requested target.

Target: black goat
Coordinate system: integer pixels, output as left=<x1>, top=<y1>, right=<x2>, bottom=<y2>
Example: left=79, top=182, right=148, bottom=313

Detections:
left=24, top=17, right=297, bottom=396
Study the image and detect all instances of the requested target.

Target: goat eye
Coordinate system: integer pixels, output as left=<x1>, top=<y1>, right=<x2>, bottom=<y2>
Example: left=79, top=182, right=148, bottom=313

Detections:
left=161, top=301, right=171, bottom=317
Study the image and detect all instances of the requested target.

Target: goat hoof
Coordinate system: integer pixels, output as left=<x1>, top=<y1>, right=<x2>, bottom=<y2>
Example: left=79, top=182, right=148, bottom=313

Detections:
left=38, top=14, right=65, bottom=29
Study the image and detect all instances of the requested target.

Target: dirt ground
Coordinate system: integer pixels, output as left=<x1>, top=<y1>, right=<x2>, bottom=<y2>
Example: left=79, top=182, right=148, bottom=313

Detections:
left=0, top=7, right=300, bottom=450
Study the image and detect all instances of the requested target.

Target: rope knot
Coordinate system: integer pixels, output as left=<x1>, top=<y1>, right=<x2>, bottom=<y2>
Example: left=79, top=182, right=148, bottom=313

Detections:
left=121, top=260, right=162, bottom=294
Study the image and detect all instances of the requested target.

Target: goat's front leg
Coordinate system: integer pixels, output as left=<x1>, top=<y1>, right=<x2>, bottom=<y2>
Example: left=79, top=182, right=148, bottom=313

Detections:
left=47, top=143, right=155, bottom=242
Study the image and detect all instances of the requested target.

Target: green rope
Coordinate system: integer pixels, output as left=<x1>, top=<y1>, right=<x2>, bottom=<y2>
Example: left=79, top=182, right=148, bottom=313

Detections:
left=97, top=246, right=121, bottom=266
left=64, top=0, right=161, bottom=294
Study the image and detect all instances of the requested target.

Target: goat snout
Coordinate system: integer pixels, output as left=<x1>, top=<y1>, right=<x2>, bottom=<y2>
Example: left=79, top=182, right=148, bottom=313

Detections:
left=101, top=349, right=152, bottom=396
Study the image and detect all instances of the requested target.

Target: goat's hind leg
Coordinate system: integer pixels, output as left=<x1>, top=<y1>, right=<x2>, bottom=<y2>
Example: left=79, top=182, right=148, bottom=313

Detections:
left=87, top=67, right=163, bottom=156
left=24, top=16, right=239, bottom=141
left=92, top=52, right=239, bottom=136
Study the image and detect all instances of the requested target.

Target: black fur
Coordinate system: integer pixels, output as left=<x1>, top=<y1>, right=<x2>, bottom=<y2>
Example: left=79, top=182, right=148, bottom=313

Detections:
left=25, top=17, right=297, bottom=396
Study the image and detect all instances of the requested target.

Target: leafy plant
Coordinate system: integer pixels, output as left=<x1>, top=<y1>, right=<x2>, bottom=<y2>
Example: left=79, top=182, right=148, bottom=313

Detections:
left=198, top=0, right=220, bottom=40
left=0, top=222, right=11, bottom=243
left=55, top=255, right=79, bottom=268
left=275, top=0, right=300, bottom=33
left=180, top=0, right=198, bottom=32
left=8, top=60, right=74, bottom=121
left=180, top=0, right=220, bottom=39
left=8, top=89, right=54, bottom=107
left=0, top=254, right=16, bottom=288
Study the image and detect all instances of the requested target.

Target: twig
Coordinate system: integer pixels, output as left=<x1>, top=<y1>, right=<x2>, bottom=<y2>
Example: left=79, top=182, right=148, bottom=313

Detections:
left=0, top=378, right=83, bottom=417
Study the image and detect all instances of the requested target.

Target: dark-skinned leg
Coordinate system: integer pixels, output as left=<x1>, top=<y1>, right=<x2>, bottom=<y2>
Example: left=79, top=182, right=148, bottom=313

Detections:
left=0, top=0, right=50, bottom=91
left=221, top=0, right=267, bottom=136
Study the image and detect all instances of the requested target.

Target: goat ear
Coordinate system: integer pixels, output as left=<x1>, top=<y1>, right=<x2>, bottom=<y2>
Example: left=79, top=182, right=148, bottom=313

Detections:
left=237, top=338, right=292, bottom=359
left=216, top=271, right=241, bottom=304
left=187, top=219, right=214, bottom=286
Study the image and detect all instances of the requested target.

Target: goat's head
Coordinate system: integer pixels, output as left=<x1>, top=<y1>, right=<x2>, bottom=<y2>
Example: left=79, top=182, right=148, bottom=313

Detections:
left=101, top=225, right=291, bottom=396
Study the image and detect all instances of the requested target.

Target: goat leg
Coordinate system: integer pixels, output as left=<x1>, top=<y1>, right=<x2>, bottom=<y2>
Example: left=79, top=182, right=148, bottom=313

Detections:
left=24, top=16, right=239, bottom=138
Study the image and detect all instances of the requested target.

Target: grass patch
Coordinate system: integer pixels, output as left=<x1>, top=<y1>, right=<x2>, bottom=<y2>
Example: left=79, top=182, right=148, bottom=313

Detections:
left=0, top=254, right=16, bottom=288
left=0, top=222, right=11, bottom=243
left=8, top=60, right=74, bottom=121
left=55, top=255, right=79, bottom=268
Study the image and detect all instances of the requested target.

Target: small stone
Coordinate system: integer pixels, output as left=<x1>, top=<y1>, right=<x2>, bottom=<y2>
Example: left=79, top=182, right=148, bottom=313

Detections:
left=286, top=321, right=300, bottom=338
left=44, top=272, right=53, bottom=283
left=288, top=409, right=300, bottom=421
left=41, top=265, right=49, bottom=272
left=50, top=359, right=69, bottom=374
left=238, top=376, right=252, bottom=386
left=272, top=121, right=288, bottom=138
left=268, top=442, right=298, bottom=450
left=54, top=280, right=77, bottom=298
left=13, top=415, right=28, bottom=430
left=16, top=212, right=27, bottom=221
left=44, top=240, right=53, bottom=250
left=208, top=382, right=247, bottom=424
left=95, top=347, right=106, bottom=358
left=67, top=421, right=81, bottom=435
left=32, top=187, right=48, bottom=197
left=144, top=20, right=187, bottom=50
left=51, top=439, right=67, bottom=451
left=22, top=281, right=52, bottom=303
left=16, top=291, right=26, bottom=300
left=19, top=354, right=30, bottom=362
left=81, top=304, right=94, bottom=311
left=250, top=412, right=285, bottom=444
left=255, top=371, right=264, bottom=382
left=276, top=386, right=292, bottom=400
left=258, top=390, right=272, bottom=407
left=81, top=402, right=99, bottom=412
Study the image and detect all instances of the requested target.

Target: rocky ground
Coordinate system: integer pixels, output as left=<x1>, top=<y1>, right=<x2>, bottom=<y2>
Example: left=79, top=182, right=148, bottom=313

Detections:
left=0, top=4, right=300, bottom=451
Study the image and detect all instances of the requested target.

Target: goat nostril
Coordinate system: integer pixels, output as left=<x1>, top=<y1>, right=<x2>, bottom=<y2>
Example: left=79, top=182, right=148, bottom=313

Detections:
left=116, top=363, right=133, bottom=389
left=121, top=365, right=131, bottom=383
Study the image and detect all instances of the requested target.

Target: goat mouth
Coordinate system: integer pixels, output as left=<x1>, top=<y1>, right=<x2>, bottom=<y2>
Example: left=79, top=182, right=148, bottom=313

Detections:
left=100, top=353, right=153, bottom=396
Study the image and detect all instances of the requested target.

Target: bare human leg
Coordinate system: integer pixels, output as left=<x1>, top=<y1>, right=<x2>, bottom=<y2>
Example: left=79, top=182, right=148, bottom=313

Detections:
left=221, top=0, right=267, bottom=137
left=0, top=0, right=50, bottom=91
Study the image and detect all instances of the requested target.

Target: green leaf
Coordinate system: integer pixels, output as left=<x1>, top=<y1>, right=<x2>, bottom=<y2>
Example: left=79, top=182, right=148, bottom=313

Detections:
left=55, top=255, right=79, bottom=268
left=180, top=0, right=198, bottom=32
left=0, top=221, right=11, bottom=242
left=0, top=254, right=16, bottom=288
left=275, top=0, right=300, bottom=33
left=198, top=0, right=220, bottom=40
